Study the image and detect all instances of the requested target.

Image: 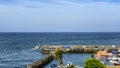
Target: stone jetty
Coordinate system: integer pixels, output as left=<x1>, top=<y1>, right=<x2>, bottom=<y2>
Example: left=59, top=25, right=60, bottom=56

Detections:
left=41, top=45, right=120, bottom=54
left=27, top=55, right=54, bottom=68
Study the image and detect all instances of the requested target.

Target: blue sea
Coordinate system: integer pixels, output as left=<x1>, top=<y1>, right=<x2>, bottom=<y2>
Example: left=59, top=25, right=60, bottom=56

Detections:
left=0, top=32, right=120, bottom=68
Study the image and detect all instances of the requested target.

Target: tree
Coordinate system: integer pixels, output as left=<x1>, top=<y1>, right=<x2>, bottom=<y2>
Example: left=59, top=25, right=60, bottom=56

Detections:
left=84, top=58, right=106, bottom=68
left=54, top=50, right=63, bottom=59
left=59, top=59, right=63, bottom=65
left=54, top=50, right=63, bottom=65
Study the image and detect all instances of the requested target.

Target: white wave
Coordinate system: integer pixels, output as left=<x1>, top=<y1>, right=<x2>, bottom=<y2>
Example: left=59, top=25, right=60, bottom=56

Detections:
left=26, top=46, right=41, bottom=51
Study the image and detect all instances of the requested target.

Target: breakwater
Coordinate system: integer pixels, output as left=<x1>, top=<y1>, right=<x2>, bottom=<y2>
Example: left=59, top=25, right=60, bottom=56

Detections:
left=41, top=45, right=120, bottom=54
left=27, top=55, right=54, bottom=68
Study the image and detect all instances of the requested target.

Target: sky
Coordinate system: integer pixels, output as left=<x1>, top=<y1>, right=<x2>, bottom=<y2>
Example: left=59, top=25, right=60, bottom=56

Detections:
left=0, top=0, right=120, bottom=32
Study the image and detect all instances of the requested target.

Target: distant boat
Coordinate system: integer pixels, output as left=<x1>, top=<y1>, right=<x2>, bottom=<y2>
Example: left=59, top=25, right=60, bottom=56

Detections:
left=117, top=54, right=120, bottom=57
left=66, top=62, right=73, bottom=67
left=112, top=56, right=118, bottom=61
left=114, top=61, right=120, bottom=65
left=107, top=57, right=112, bottom=61
left=51, top=64, right=57, bottom=68
left=117, top=50, right=120, bottom=57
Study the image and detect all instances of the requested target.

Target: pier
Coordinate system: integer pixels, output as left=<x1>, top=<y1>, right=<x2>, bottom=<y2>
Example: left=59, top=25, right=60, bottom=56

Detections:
left=27, top=55, right=54, bottom=68
left=41, top=45, right=120, bottom=54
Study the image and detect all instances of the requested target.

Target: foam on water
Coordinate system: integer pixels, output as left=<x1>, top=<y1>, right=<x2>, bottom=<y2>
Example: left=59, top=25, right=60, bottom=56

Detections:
left=25, top=45, right=41, bottom=51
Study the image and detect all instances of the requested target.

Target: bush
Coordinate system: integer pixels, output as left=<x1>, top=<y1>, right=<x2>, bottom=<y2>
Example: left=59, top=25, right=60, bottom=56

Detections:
left=59, top=59, right=63, bottom=65
left=84, top=58, right=106, bottom=68
left=70, top=65, right=75, bottom=68
left=54, top=50, right=63, bottom=59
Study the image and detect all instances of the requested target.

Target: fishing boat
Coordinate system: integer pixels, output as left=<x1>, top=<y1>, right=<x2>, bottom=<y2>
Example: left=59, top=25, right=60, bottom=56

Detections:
left=114, top=61, right=120, bottom=65
left=107, top=57, right=112, bottom=61
left=117, top=49, right=120, bottom=57
left=112, top=56, right=118, bottom=61
left=117, top=54, right=120, bottom=57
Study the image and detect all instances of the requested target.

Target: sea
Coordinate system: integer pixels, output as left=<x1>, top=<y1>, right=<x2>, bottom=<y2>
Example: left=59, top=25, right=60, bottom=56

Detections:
left=0, top=32, right=120, bottom=68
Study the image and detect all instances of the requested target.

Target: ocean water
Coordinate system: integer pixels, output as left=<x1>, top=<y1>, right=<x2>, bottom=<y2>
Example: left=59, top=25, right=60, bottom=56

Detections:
left=0, top=32, right=120, bottom=68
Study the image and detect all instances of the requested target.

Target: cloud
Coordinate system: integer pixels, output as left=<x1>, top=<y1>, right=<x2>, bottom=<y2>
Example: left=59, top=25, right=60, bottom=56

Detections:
left=0, top=0, right=120, bottom=7
left=0, top=0, right=120, bottom=32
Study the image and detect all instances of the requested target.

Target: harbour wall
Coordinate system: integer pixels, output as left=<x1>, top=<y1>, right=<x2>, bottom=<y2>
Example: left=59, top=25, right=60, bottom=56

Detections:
left=41, top=45, right=120, bottom=54
left=27, top=55, right=54, bottom=68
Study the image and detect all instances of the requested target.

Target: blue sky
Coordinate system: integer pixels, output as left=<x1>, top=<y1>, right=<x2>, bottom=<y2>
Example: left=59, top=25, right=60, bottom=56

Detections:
left=0, top=0, right=120, bottom=32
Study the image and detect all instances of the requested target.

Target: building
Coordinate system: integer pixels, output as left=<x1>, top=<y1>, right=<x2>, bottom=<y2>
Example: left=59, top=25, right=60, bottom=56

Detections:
left=66, top=45, right=71, bottom=51
left=94, top=51, right=107, bottom=59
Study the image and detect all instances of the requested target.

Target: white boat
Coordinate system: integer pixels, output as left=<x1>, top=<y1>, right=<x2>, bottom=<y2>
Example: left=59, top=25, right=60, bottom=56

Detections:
left=109, top=60, right=118, bottom=63
left=112, top=56, right=118, bottom=61
left=66, top=62, right=73, bottom=67
left=74, top=65, right=83, bottom=68
left=118, top=49, right=120, bottom=53
left=109, top=60, right=115, bottom=63
left=101, top=61, right=105, bottom=64
left=117, top=54, right=120, bottom=57
left=114, top=61, right=120, bottom=65
left=107, top=57, right=112, bottom=61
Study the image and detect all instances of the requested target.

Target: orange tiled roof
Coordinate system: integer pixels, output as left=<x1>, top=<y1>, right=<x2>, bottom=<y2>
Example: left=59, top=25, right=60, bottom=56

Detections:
left=97, top=51, right=106, bottom=56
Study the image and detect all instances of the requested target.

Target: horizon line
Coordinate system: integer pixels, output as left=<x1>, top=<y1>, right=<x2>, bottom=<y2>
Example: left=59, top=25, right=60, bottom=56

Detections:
left=0, top=31, right=119, bottom=33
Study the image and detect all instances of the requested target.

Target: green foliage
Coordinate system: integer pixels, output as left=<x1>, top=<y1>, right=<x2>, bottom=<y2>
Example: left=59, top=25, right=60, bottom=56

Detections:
left=54, top=50, right=63, bottom=65
left=54, top=50, right=63, bottom=59
left=70, top=65, right=75, bottom=68
left=59, top=59, right=63, bottom=65
left=84, top=58, right=106, bottom=68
